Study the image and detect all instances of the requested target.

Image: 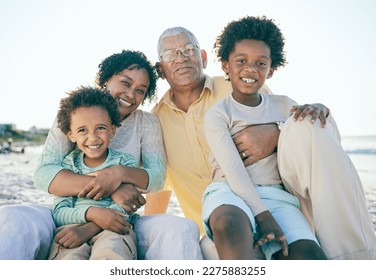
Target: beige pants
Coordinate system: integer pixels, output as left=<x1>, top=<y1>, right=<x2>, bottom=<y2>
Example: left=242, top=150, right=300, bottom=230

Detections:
left=277, top=117, right=376, bottom=259
left=48, top=225, right=137, bottom=260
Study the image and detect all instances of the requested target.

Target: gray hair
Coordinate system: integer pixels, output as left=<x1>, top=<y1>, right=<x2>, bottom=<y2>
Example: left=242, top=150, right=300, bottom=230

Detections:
left=157, top=27, right=200, bottom=60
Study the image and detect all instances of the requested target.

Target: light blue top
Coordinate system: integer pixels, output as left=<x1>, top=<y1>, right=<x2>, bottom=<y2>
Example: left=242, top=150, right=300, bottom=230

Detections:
left=52, top=148, right=139, bottom=227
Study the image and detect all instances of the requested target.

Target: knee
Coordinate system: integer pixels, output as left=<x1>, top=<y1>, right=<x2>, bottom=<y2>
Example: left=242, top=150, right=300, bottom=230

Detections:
left=172, top=217, right=200, bottom=238
left=0, top=205, right=12, bottom=219
left=210, top=211, right=241, bottom=236
left=282, top=116, right=313, bottom=136
left=0, top=205, right=29, bottom=224
left=141, top=215, right=200, bottom=239
left=281, top=115, right=338, bottom=143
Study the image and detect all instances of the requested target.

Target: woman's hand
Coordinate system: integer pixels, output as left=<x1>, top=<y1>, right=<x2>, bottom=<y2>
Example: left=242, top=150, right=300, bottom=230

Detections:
left=78, top=165, right=124, bottom=200
left=254, top=211, right=288, bottom=257
left=290, top=103, right=330, bottom=128
left=111, top=183, right=147, bottom=213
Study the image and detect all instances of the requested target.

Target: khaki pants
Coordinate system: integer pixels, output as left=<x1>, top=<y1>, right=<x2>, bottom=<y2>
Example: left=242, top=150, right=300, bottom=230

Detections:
left=277, top=116, right=376, bottom=259
left=48, top=224, right=137, bottom=260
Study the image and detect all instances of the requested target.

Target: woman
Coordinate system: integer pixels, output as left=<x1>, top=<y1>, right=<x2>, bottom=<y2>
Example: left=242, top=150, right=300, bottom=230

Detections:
left=0, top=50, right=202, bottom=260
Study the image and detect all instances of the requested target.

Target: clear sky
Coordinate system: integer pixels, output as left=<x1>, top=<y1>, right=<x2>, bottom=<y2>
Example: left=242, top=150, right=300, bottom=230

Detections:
left=1, top=0, right=375, bottom=136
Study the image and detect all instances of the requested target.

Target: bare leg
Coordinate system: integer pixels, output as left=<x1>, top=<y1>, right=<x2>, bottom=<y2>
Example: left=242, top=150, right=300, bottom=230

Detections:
left=273, top=240, right=327, bottom=260
left=209, top=205, right=255, bottom=259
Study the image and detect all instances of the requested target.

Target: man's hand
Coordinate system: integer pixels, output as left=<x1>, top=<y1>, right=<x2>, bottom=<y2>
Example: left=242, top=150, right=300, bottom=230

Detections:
left=111, top=183, right=147, bottom=213
left=290, top=103, right=330, bottom=128
left=233, top=124, right=279, bottom=166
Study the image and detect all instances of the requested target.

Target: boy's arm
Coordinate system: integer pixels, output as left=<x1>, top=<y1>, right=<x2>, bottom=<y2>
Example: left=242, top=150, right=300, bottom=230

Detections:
left=204, top=109, right=268, bottom=216
left=52, top=197, right=91, bottom=227
left=54, top=223, right=102, bottom=249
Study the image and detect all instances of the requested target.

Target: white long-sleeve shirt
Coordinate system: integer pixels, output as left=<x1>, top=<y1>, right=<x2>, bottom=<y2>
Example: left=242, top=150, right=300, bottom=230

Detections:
left=204, top=93, right=296, bottom=216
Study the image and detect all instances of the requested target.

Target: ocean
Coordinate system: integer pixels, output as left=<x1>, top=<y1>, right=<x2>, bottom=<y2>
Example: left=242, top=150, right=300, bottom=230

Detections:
left=0, top=135, right=375, bottom=231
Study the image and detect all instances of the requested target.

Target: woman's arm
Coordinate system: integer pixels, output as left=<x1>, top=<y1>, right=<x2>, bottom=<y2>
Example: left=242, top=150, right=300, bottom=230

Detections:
left=106, top=112, right=167, bottom=212
left=33, top=118, right=81, bottom=195
left=140, top=112, right=167, bottom=192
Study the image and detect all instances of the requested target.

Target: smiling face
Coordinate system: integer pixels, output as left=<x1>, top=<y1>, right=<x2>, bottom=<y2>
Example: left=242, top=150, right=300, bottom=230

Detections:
left=158, top=32, right=207, bottom=90
left=67, top=106, right=116, bottom=167
left=105, top=66, right=150, bottom=120
left=222, top=39, right=274, bottom=106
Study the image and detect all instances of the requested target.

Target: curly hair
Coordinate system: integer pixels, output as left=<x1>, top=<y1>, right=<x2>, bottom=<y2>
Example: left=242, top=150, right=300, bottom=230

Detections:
left=95, top=50, right=158, bottom=105
left=214, top=15, right=287, bottom=69
left=57, top=86, right=121, bottom=135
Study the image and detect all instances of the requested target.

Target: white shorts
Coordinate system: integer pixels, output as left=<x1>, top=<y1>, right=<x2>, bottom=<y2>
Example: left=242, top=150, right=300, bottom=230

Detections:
left=202, top=182, right=319, bottom=259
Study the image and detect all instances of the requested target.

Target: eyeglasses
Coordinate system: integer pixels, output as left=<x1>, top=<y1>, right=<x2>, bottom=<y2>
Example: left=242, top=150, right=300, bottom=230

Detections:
left=160, top=44, right=199, bottom=62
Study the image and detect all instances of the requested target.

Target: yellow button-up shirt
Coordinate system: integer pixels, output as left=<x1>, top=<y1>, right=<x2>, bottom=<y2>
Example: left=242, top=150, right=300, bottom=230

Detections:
left=152, top=75, right=231, bottom=233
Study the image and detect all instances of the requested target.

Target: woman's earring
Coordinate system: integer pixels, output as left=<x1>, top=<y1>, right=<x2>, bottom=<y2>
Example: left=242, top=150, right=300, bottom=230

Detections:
left=225, top=73, right=231, bottom=81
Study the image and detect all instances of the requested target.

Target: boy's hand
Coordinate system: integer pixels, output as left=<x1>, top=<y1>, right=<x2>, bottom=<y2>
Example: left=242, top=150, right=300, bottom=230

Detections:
left=254, top=211, right=288, bottom=257
left=54, top=223, right=100, bottom=249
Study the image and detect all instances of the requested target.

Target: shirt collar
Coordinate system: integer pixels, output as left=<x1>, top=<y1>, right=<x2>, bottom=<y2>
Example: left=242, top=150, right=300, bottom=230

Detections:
left=158, top=74, right=214, bottom=108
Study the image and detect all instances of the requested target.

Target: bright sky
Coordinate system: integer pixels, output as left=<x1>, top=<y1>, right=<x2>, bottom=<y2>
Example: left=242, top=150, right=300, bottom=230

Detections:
left=1, top=0, right=375, bottom=136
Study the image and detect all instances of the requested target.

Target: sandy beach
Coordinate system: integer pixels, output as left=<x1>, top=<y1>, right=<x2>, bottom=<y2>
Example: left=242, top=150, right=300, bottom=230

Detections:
left=1, top=137, right=375, bottom=232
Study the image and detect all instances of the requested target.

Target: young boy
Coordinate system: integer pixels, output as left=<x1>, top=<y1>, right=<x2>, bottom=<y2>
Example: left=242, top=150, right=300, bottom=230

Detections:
left=203, top=16, right=327, bottom=260
left=48, top=86, right=138, bottom=260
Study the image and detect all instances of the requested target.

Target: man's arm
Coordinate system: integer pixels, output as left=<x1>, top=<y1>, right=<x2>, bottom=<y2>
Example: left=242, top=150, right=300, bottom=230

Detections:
left=233, top=124, right=279, bottom=166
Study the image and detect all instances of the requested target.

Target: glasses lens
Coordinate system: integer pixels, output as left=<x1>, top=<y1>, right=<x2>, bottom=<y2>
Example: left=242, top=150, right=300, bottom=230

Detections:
left=182, top=44, right=196, bottom=56
left=161, top=50, right=175, bottom=62
left=161, top=44, right=197, bottom=62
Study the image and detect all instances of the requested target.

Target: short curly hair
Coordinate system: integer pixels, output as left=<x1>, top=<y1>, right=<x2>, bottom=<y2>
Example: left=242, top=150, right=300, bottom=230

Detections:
left=214, top=15, right=287, bottom=69
left=57, top=86, right=121, bottom=135
left=95, top=50, right=158, bottom=105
